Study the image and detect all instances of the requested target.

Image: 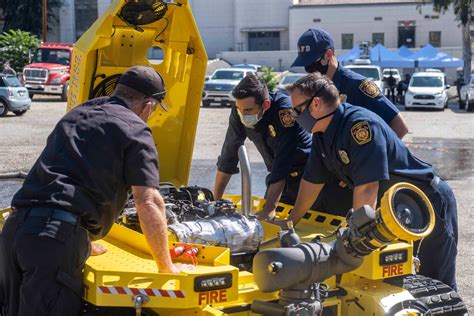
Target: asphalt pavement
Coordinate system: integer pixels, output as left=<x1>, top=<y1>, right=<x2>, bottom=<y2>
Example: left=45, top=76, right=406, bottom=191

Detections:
left=0, top=95, right=473, bottom=310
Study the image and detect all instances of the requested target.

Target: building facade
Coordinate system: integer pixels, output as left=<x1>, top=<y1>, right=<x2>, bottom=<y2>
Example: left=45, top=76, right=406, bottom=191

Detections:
left=290, top=0, right=463, bottom=51
left=48, top=0, right=469, bottom=62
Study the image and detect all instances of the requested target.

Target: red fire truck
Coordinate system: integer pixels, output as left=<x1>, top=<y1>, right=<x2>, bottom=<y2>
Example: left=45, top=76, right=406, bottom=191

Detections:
left=22, top=42, right=73, bottom=101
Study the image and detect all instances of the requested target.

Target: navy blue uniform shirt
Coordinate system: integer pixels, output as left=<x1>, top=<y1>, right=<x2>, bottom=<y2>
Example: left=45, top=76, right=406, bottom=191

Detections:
left=332, top=64, right=400, bottom=124
left=12, top=96, right=161, bottom=240
left=303, top=103, right=435, bottom=192
left=217, top=92, right=312, bottom=185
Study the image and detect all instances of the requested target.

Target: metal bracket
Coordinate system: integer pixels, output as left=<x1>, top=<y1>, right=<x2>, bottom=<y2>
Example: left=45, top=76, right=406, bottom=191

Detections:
left=132, top=294, right=150, bottom=316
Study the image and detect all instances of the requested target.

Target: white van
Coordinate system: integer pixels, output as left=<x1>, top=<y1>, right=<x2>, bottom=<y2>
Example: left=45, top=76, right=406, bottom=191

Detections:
left=345, top=64, right=384, bottom=92
left=405, top=72, right=449, bottom=110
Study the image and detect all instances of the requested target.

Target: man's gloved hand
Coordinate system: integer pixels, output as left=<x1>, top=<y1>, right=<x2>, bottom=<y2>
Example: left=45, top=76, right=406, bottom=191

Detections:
left=90, top=242, right=107, bottom=256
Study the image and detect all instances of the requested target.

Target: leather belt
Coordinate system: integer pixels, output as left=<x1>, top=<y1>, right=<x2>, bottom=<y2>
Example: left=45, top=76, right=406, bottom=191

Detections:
left=21, top=207, right=78, bottom=226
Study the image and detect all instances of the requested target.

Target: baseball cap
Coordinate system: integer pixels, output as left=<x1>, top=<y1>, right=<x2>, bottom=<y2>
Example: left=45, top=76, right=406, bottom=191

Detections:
left=291, top=28, right=334, bottom=67
left=118, top=65, right=168, bottom=111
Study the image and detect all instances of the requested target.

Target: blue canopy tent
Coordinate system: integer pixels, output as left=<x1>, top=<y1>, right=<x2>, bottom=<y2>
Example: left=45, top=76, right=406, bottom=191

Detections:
left=338, top=47, right=361, bottom=65
left=409, top=44, right=463, bottom=68
left=369, top=44, right=414, bottom=68
left=397, top=45, right=414, bottom=58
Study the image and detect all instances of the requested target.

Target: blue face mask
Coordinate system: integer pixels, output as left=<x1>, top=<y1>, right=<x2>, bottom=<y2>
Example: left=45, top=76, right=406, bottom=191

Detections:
left=237, top=109, right=263, bottom=128
left=295, top=106, right=336, bottom=133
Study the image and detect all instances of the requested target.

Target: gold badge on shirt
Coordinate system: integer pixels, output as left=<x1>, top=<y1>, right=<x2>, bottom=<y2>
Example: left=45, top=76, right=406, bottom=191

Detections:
left=338, top=149, right=350, bottom=165
left=268, top=125, right=276, bottom=137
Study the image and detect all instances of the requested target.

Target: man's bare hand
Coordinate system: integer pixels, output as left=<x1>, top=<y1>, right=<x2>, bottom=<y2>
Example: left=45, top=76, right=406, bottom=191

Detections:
left=270, top=219, right=291, bottom=230
left=256, top=210, right=276, bottom=221
left=90, top=242, right=107, bottom=256
left=160, top=263, right=195, bottom=274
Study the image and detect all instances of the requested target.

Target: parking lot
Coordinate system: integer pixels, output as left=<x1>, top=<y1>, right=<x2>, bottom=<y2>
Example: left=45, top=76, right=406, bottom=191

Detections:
left=0, top=96, right=473, bottom=310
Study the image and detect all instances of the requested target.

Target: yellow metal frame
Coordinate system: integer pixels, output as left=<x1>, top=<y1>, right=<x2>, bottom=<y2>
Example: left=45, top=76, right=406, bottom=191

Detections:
left=68, top=0, right=208, bottom=187
left=0, top=0, right=428, bottom=313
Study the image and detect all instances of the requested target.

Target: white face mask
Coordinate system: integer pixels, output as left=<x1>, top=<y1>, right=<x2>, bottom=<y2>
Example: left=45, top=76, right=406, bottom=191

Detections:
left=237, top=110, right=263, bottom=128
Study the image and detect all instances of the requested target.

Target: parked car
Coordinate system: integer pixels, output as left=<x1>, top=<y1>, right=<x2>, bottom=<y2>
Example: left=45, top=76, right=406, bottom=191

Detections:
left=382, top=68, right=401, bottom=84
left=345, top=64, right=384, bottom=92
left=202, top=68, right=256, bottom=107
left=0, top=74, right=31, bottom=117
left=404, top=72, right=449, bottom=110
left=232, top=64, right=262, bottom=72
left=276, top=72, right=306, bottom=94
left=459, top=74, right=474, bottom=112
left=22, top=42, right=72, bottom=101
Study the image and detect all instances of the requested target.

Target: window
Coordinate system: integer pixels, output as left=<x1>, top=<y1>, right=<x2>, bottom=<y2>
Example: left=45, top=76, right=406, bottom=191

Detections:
left=4, top=76, right=21, bottom=87
left=398, top=21, right=416, bottom=48
left=313, top=18, right=321, bottom=23
left=429, top=31, right=441, bottom=47
left=248, top=32, right=280, bottom=51
left=0, top=79, right=5, bottom=87
left=411, top=76, right=443, bottom=87
left=374, top=17, right=383, bottom=21
left=33, top=49, right=71, bottom=65
left=341, top=34, right=354, bottom=49
left=212, top=70, right=245, bottom=80
left=75, top=0, right=98, bottom=40
left=372, top=33, right=384, bottom=45
left=348, top=67, right=380, bottom=81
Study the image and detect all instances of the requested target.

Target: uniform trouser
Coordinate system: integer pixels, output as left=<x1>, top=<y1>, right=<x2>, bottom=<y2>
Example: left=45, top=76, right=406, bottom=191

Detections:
left=414, top=179, right=458, bottom=290
left=0, top=208, right=90, bottom=316
left=312, top=177, right=458, bottom=290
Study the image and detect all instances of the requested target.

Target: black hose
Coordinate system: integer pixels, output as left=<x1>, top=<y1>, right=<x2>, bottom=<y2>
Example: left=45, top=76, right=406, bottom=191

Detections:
left=0, top=172, right=28, bottom=180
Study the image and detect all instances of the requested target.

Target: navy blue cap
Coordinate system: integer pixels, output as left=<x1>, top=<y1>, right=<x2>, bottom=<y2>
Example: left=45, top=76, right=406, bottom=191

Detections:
left=291, top=28, right=334, bottom=67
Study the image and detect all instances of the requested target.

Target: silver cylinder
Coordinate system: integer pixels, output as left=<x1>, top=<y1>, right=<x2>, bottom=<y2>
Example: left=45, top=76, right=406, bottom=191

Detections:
left=238, top=145, right=252, bottom=217
left=168, top=214, right=264, bottom=253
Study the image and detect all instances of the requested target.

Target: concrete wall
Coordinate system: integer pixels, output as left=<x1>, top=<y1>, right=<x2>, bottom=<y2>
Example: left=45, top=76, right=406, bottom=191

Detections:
left=97, top=0, right=113, bottom=16
left=59, top=0, right=75, bottom=43
left=189, top=0, right=235, bottom=58
left=189, top=0, right=292, bottom=58
left=233, top=0, right=293, bottom=52
left=289, top=3, right=462, bottom=50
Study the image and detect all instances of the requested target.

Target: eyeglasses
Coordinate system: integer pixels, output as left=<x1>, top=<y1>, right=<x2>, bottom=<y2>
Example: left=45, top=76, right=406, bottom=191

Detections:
left=293, top=85, right=325, bottom=115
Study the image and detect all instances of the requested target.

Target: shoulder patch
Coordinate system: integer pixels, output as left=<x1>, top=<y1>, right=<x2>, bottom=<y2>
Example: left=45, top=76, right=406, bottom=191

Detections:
left=279, top=109, right=295, bottom=128
left=359, top=79, right=380, bottom=98
left=351, top=121, right=372, bottom=145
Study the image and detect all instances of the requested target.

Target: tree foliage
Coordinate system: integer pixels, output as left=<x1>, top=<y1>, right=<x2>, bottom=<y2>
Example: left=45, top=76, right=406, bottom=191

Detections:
left=259, top=66, right=279, bottom=92
left=0, top=29, right=41, bottom=72
left=0, top=0, right=63, bottom=36
left=424, top=0, right=472, bottom=81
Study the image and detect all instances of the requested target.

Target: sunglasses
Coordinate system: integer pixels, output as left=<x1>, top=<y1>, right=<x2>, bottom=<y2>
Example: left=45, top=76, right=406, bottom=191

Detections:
left=293, top=85, right=325, bottom=115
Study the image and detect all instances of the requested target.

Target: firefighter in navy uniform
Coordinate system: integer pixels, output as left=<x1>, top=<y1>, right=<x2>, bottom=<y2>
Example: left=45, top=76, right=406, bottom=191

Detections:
left=0, top=66, right=184, bottom=316
left=291, top=28, right=408, bottom=138
left=214, top=75, right=312, bottom=221
left=281, top=73, right=458, bottom=290
left=289, top=28, right=410, bottom=216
